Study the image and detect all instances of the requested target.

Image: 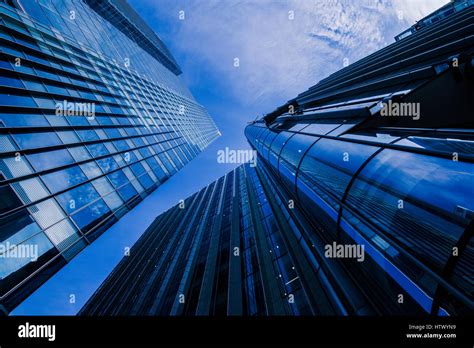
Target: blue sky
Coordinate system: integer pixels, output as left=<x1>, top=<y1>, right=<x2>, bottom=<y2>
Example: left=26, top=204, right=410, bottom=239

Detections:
left=12, top=0, right=448, bottom=315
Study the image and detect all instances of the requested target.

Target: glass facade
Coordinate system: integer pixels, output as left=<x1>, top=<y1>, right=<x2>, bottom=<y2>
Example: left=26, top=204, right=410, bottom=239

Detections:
left=82, top=2, right=472, bottom=316
left=395, top=0, right=474, bottom=41
left=82, top=127, right=474, bottom=316
left=245, top=123, right=473, bottom=316
left=242, top=0, right=474, bottom=315
left=81, top=130, right=473, bottom=316
left=0, top=0, right=219, bottom=313
left=81, top=164, right=342, bottom=316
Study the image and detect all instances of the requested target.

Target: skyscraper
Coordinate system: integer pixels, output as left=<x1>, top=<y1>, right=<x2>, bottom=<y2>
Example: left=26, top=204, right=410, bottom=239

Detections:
left=82, top=164, right=343, bottom=316
left=0, top=0, right=219, bottom=313
left=81, top=1, right=474, bottom=316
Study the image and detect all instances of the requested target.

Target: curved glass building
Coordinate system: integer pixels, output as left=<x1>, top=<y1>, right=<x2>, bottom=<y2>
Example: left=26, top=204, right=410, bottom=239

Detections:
left=82, top=128, right=474, bottom=315
left=244, top=0, right=474, bottom=315
left=244, top=124, right=473, bottom=316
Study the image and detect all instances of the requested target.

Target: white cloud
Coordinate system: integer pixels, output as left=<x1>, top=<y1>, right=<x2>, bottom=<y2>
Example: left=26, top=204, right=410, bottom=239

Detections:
left=391, top=0, right=450, bottom=23
left=144, top=0, right=451, bottom=107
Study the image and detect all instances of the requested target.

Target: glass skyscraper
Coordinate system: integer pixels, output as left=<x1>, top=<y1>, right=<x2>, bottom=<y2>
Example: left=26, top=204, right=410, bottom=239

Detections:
left=0, top=0, right=219, bottom=313
left=81, top=1, right=474, bottom=316
left=82, top=164, right=343, bottom=316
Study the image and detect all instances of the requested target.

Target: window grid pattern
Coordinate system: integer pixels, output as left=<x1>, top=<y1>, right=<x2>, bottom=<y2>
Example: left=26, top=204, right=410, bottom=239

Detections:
left=245, top=122, right=474, bottom=316
left=0, top=0, right=218, bottom=310
left=80, top=165, right=328, bottom=315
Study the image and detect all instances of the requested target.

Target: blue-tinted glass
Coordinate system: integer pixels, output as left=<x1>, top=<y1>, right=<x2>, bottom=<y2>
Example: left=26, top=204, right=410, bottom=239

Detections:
left=0, top=232, right=57, bottom=297
left=70, top=199, right=110, bottom=232
left=296, top=138, right=379, bottom=237
left=80, top=161, right=102, bottom=180
left=0, top=75, right=24, bottom=88
left=0, top=43, right=25, bottom=58
left=124, top=151, right=138, bottom=163
left=137, top=173, right=154, bottom=189
left=0, top=93, right=37, bottom=107
left=22, top=79, right=47, bottom=92
left=25, top=48, right=51, bottom=63
left=33, top=67, right=57, bottom=80
left=124, top=127, right=139, bottom=137
left=130, top=162, right=146, bottom=177
left=280, top=133, right=317, bottom=169
left=78, top=90, right=97, bottom=100
left=395, top=134, right=474, bottom=156
left=301, top=122, right=343, bottom=135
left=87, top=143, right=109, bottom=157
left=107, top=169, right=128, bottom=188
left=45, top=83, right=70, bottom=96
left=13, top=37, right=37, bottom=51
left=56, top=182, right=100, bottom=214
left=287, top=122, right=310, bottom=132
left=0, top=208, right=41, bottom=244
left=41, top=165, right=87, bottom=193
left=33, top=96, right=56, bottom=108
left=0, top=0, right=219, bottom=309
left=0, top=28, right=13, bottom=41
left=12, top=131, right=62, bottom=149
left=113, top=139, right=129, bottom=151
left=27, top=148, right=74, bottom=171
left=77, top=130, right=100, bottom=142
left=104, top=128, right=122, bottom=139
left=158, top=153, right=176, bottom=175
left=131, top=137, right=145, bottom=147
left=147, top=158, right=167, bottom=181
left=12, top=59, right=35, bottom=75
left=96, top=156, right=119, bottom=173
left=66, top=116, right=89, bottom=126
left=336, top=229, right=426, bottom=315
left=117, top=182, right=138, bottom=202
left=447, top=236, right=473, bottom=310
left=0, top=113, right=49, bottom=127
left=278, top=133, right=318, bottom=191
left=260, top=130, right=278, bottom=161
left=67, top=88, right=80, bottom=98
left=341, top=130, right=401, bottom=143
left=299, top=138, right=379, bottom=202
left=268, top=131, right=293, bottom=168
left=342, top=149, right=474, bottom=294
left=68, top=146, right=91, bottom=161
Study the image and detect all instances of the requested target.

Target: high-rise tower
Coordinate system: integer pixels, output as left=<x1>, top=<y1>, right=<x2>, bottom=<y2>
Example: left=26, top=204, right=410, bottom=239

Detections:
left=0, top=0, right=219, bottom=313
